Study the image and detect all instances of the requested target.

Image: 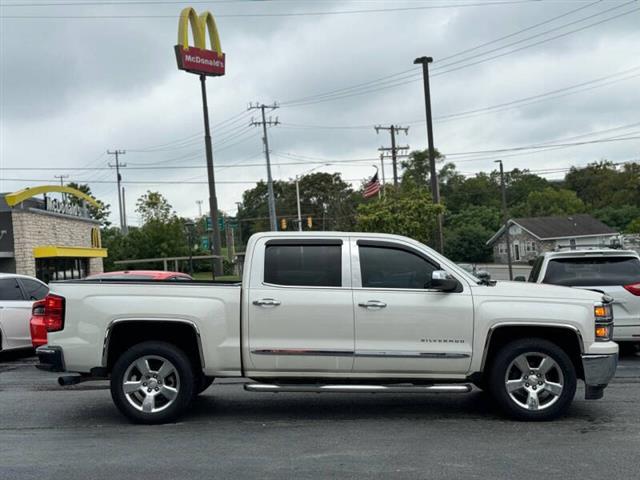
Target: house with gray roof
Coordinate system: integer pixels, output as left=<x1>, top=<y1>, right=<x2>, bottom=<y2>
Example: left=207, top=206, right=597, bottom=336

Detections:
left=486, top=214, right=619, bottom=264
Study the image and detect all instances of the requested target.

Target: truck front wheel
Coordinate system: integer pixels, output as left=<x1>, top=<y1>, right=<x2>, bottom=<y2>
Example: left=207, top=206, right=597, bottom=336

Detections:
left=488, top=338, right=577, bottom=421
left=110, top=341, right=195, bottom=424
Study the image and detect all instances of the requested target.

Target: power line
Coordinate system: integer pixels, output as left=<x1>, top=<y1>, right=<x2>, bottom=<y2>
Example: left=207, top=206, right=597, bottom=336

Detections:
left=279, top=0, right=604, bottom=106
left=0, top=1, right=539, bottom=18
left=279, top=2, right=639, bottom=108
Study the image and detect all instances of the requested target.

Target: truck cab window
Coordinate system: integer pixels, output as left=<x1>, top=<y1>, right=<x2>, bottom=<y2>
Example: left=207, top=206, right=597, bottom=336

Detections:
left=264, top=244, right=342, bottom=287
left=359, top=245, right=437, bottom=289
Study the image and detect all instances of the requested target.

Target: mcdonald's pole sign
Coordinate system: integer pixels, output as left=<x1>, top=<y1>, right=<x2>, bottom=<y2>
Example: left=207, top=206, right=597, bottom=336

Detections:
left=174, top=7, right=225, bottom=278
left=174, top=7, right=225, bottom=76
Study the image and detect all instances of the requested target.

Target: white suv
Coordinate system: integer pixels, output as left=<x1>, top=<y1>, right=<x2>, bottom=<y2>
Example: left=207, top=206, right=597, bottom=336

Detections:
left=528, top=249, right=640, bottom=343
left=0, top=274, right=49, bottom=352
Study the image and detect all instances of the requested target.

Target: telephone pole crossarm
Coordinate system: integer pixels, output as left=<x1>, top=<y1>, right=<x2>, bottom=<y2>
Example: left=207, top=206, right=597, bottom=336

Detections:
left=374, top=125, right=410, bottom=187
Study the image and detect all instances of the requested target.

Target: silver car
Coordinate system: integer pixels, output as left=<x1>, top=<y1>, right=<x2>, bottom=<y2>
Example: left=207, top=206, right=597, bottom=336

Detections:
left=529, top=249, right=640, bottom=343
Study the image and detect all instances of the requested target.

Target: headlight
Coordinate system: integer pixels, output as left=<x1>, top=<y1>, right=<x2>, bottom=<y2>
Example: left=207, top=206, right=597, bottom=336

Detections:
left=594, top=303, right=613, bottom=342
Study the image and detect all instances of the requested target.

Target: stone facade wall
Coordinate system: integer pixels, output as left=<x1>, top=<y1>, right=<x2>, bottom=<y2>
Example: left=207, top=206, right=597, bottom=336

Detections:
left=11, top=209, right=103, bottom=277
left=492, top=228, right=549, bottom=265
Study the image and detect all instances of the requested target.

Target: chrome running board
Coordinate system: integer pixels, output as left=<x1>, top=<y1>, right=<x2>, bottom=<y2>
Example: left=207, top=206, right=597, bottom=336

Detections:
left=244, top=383, right=472, bottom=394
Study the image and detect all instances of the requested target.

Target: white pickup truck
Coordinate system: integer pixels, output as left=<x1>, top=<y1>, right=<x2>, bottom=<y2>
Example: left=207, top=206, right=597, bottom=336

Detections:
left=36, top=232, right=618, bottom=424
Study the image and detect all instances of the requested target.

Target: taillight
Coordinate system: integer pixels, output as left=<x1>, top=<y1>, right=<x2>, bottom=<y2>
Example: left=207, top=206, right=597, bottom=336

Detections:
left=594, top=302, right=613, bottom=342
left=624, top=283, right=640, bottom=296
left=43, top=294, right=65, bottom=332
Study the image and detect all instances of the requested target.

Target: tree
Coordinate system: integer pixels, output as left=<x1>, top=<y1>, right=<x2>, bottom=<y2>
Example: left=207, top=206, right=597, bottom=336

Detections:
left=446, top=205, right=502, bottom=232
left=522, top=187, right=585, bottom=217
left=400, top=148, right=445, bottom=189
left=66, top=182, right=111, bottom=227
left=355, top=188, right=444, bottom=247
left=564, top=161, right=621, bottom=209
left=593, top=205, right=640, bottom=232
left=445, top=223, right=494, bottom=263
left=236, top=172, right=358, bottom=239
left=136, top=191, right=175, bottom=224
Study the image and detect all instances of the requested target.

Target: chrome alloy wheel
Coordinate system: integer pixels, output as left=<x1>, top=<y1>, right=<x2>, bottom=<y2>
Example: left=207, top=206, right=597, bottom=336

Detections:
left=122, top=355, right=181, bottom=414
left=504, top=352, right=564, bottom=411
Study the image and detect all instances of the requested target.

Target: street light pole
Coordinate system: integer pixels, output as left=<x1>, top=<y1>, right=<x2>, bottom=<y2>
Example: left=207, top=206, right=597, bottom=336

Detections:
left=199, top=74, right=223, bottom=277
left=295, top=177, right=303, bottom=231
left=185, top=220, right=195, bottom=276
left=495, top=160, right=513, bottom=280
left=414, top=56, right=444, bottom=254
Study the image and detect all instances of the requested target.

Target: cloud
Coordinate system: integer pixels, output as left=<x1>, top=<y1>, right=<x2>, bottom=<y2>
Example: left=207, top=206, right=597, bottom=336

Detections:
left=1, top=0, right=639, bottom=223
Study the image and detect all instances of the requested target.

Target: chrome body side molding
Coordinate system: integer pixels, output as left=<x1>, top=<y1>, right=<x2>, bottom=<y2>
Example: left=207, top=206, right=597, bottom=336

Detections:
left=251, top=349, right=469, bottom=359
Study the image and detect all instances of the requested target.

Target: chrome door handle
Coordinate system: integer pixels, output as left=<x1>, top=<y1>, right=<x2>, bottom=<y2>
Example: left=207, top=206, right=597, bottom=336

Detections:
left=358, top=300, right=387, bottom=309
left=253, top=298, right=281, bottom=307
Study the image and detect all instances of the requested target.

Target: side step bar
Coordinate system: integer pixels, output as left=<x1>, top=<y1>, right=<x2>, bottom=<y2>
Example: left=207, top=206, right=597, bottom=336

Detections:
left=244, top=383, right=472, bottom=394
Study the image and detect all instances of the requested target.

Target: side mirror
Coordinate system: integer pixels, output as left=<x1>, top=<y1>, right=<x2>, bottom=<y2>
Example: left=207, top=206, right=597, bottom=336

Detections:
left=476, top=270, right=491, bottom=282
left=431, top=270, right=459, bottom=292
left=514, top=276, right=526, bottom=282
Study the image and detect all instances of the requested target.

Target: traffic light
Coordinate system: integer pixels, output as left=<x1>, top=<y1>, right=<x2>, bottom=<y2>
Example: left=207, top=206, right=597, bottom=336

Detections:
left=307, top=216, right=313, bottom=229
left=280, top=218, right=287, bottom=230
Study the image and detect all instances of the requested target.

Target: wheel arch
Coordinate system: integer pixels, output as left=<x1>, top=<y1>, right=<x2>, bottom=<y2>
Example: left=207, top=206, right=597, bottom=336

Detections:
left=480, top=324, right=585, bottom=381
left=103, top=318, right=205, bottom=374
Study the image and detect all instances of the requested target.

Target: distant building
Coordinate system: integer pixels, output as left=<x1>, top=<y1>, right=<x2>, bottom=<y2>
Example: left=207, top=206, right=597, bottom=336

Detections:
left=486, top=214, right=619, bottom=264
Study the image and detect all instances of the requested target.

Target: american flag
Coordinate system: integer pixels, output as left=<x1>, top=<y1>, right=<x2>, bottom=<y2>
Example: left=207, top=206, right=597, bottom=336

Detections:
left=363, top=171, right=381, bottom=198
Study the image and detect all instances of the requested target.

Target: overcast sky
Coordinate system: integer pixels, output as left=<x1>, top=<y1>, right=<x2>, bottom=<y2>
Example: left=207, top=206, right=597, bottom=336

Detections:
left=1, top=0, right=639, bottom=226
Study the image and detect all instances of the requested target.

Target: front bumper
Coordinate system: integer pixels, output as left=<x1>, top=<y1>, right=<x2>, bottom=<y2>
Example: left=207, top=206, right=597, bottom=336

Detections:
left=582, top=353, right=618, bottom=400
left=36, top=345, right=65, bottom=372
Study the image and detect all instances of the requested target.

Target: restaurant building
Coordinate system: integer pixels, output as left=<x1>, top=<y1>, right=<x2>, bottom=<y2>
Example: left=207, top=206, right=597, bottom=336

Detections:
left=0, top=185, right=107, bottom=282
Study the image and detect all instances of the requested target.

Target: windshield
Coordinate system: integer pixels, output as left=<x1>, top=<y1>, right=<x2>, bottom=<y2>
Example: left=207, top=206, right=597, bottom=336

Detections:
left=543, top=256, right=640, bottom=287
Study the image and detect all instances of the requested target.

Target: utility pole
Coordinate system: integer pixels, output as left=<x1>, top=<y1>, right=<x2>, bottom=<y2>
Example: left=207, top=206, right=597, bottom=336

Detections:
left=496, top=160, right=513, bottom=280
left=54, top=175, right=69, bottom=188
left=295, top=177, right=303, bottom=231
left=197, top=75, right=224, bottom=278
left=249, top=102, right=279, bottom=231
left=375, top=125, right=409, bottom=186
left=121, top=187, right=128, bottom=234
left=414, top=56, right=443, bottom=254
left=107, top=149, right=127, bottom=232
left=55, top=175, right=69, bottom=203
left=196, top=200, right=203, bottom=218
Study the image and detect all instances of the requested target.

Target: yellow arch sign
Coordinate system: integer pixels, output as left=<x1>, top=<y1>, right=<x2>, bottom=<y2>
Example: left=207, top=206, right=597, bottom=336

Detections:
left=5, top=185, right=101, bottom=209
left=178, top=7, right=223, bottom=56
left=175, top=7, right=225, bottom=76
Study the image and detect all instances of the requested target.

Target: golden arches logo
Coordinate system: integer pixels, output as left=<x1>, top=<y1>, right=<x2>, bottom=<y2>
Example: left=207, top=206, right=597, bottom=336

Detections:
left=175, top=7, right=225, bottom=76
left=91, top=227, right=101, bottom=249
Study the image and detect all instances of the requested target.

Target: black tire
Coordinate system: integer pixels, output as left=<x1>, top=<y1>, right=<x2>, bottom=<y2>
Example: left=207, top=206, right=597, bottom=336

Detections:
left=488, top=338, right=577, bottom=421
left=194, top=375, right=215, bottom=396
left=110, top=341, right=195, bottom=424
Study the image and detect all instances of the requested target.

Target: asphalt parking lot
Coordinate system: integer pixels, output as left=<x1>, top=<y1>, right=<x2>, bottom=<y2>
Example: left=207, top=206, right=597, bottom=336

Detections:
left=1, top=350, right=639, bottom=480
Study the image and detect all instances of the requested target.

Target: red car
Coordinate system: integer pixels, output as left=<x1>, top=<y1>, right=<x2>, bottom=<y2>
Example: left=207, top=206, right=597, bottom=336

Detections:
left=85, top=270, right=193, bottom=281
left=30, top=271, right=192, bottom=347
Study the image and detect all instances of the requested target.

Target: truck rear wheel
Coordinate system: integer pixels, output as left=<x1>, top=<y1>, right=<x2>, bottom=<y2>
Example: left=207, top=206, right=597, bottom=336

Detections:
left=488, top=338, right=576, bottom=421
left=110, top=341, right=195, bottom=424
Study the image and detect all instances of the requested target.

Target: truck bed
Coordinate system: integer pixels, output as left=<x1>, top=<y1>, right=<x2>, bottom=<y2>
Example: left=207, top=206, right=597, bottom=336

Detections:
left=47, top=280, right=243, bottom=376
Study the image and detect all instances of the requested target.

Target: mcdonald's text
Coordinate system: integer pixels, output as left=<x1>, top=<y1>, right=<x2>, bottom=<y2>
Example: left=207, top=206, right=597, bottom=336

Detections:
left=175, top=45, right=225, bottom=76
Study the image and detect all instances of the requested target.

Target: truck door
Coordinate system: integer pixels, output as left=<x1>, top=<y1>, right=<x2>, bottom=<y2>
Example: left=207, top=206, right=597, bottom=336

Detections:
left=246, top=238, right=354, bottom=373
left=351, top=238, right=473, bottom=374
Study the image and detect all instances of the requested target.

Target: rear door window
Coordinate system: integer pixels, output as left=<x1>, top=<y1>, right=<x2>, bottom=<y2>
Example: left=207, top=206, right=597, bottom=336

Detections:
left=543, top=257, right=640, bottom=286
left=264, top=243, right=342, bottom=287
left=19, top=279, right=49, bottom=300
left=0, top=278, right=26, bottom=301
